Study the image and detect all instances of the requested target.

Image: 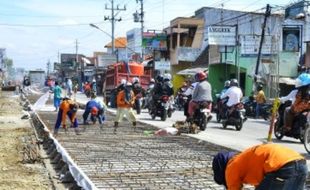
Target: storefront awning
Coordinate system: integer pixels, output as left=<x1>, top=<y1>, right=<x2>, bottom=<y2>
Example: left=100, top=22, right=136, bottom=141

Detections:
left=279, top=77, right=296, bottom=85
left=177, top=67, right=208, bottom=76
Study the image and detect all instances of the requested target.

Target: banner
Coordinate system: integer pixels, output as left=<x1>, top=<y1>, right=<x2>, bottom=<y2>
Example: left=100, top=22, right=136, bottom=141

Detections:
left=142, top=32, right=167, bottom=50
left=208, top=26, right=236, bottom=46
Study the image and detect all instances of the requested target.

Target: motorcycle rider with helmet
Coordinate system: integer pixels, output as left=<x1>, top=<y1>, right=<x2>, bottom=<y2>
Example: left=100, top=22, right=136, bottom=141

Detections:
left=220, top=79, right=243, bottom=118
left=282, top=73, right=310, bottom=133
left=132, top=77, right=145, bottom=114
left=187, top=71, right=212, bottom=121
left=220, top=80, right=231, bottom=97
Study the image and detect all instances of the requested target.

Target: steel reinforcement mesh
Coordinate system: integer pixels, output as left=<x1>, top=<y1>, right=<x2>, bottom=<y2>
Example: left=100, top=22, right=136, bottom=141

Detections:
left=37, top=111, right=234, bottom=190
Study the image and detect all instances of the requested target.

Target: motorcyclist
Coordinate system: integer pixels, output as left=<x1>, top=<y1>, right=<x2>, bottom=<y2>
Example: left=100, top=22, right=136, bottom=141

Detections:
left=187, top=71, right=212, bottom=120
left=282, top=73, right=310, bottom=132
left=132, top=77, right=145, bottom=114
left=217, top=80, right=231, bottom=119
left=220, top=78, right=243, bottom=117
left=151, top=74, right=174, bottom=110
left=132, top=77, right=145, bottom=98
left=183, top=81, right=197, bottom=117
left=220, top=80, right=231, bottom=97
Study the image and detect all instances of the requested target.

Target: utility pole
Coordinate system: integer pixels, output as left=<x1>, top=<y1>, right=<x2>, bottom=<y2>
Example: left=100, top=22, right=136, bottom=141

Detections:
left=105, top=0, right=126, bottom=54
left=134, top=0, right=144, bottom=60
left=254, top=4, right=271, bottom=85
left=75, top=39, right=79, bottom=85
left=47, top=60, right=50, bottom=76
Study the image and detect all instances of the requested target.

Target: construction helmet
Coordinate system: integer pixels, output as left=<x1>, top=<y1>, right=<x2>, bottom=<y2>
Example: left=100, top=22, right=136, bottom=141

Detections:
left=132, top=77, right=139, bottom=83
left=295, top=73, right=310, bottom=88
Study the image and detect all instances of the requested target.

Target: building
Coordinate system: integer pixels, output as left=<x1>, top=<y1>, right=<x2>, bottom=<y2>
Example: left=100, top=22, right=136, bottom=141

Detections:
left=126, top=28, right=142, bottom=59
left=104, top=37, right=127, bottom=62
left=165, top=1, right=309, bottom=98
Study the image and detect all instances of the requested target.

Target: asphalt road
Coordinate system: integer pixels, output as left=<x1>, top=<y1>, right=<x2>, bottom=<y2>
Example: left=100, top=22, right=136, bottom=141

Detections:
left=74, top=92, right=310, bottom=158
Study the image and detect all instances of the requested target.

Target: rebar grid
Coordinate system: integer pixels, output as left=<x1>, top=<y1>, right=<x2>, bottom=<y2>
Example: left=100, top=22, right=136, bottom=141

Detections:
left=37, top=111, right=232, bottom=189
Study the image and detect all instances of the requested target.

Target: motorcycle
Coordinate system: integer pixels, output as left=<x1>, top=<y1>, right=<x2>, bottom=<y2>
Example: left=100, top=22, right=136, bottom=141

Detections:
left=150, top=95, right=173, bottom=121
left=242, top=96, right=272, bottom=120
left=175, top=92, right=187, bottom=111
left=187, top=101, right=212, bottom=131
left=222, top=103, right=247, bottom=131
left=274, top=101, right=309, bottom=143
left=215, top=94, right=228, bottom=123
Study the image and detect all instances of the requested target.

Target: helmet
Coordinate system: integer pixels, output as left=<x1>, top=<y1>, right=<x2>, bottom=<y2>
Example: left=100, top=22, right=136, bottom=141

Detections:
left=295, top=73, right=310, bottom=88
left=163, top=73, right=172, bottom=81
left=230, top=79, right=239, bottom=87
left=156, top=75, right=164, bottom=82
left=257, top=84, right=263, bottom=91
left=224, top=80, right=230, bottom=87
left=126, top=82, right=132, bottom=87
left=150, top=78, right=155, bottom=83
left=121, top=79, right=127, bottom=85
left=196, top=71, right=207, bottom=81
left=132, top=77, right=139, bottom=83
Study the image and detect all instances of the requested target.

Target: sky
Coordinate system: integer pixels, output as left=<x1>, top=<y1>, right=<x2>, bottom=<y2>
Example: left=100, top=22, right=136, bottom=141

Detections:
left=0, top=0, right=295, bottom=70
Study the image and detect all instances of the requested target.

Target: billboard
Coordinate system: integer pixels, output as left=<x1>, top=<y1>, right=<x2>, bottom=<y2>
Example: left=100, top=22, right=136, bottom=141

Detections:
left=142, top=32, right=167, bottom=50
left=240, top=35, right=276, bottom=56
left=285, top=1, right=305, bottom=19
left=208, top=26, right=236, bottom=46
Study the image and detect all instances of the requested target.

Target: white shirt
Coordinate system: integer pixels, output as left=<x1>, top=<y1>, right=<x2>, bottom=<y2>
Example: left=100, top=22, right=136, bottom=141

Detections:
left=280, top=89, right=298, bottom=104
left=220, top=86, right=243, bottom=107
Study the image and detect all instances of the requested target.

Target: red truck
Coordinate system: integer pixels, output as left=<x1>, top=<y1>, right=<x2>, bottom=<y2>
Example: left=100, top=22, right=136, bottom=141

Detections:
left=104, top=61, right=153, bottom=106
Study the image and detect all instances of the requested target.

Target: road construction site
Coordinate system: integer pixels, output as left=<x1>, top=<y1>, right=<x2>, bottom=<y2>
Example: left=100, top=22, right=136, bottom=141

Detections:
left=27, top=91, right=232, bottom=189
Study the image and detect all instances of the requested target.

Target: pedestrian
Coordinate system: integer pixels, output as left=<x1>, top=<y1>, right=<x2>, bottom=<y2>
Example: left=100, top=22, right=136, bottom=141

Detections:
left=91, top=78, right=97, bottom=95
left=53, top=81, right=62, bottom=112
left=212, top=143, right=308, bottom=190
left=255, top=83, right=266, bottom=119
left=113, top=82, right=136, bottom=133
left=54, top=97, right=80, bottom=136
left=66, top=78, right=73, bottom=97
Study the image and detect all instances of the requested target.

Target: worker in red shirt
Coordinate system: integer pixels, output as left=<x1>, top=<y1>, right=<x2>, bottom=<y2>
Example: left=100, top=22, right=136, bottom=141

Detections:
left=212, top=143, right=307, bottom=190
left=54, top=97, right=80, bottom=136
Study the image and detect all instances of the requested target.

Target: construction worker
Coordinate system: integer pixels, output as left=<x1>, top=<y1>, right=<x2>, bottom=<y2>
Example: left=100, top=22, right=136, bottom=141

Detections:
left=83, top=92, right=107, bottom=126
left=212, top=143, right=307, bottom=190
left=114, top=82, right=136, bottom=133
left=54, top=97, right=80, bottom=135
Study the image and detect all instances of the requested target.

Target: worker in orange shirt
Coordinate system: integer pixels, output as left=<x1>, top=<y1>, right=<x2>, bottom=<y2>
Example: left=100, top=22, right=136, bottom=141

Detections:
left=114, top=82, right=136, bottom=133
left=54, top=97, right=80, bottom=136
left=212, top=143, right=307, bottom=190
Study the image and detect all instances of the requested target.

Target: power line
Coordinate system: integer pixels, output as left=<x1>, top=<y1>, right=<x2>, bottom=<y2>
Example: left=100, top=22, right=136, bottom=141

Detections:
left=0, top=21, right=105, bottom=27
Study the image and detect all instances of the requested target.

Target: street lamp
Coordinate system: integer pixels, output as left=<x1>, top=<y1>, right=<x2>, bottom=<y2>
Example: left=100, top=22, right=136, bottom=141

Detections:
left=90, top=23, right=115, bottom=55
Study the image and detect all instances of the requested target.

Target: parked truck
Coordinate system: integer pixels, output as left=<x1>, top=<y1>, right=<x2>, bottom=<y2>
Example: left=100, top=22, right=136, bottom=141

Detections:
left=104, top=61, right=153, bottom=107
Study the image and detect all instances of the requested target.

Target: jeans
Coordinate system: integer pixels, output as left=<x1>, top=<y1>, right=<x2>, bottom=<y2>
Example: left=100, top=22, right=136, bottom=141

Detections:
left=55, top=109, right=78, bottom=129
left=256, top=103, right=263, bottom=118
left=256, top=159, right=308, bottom=190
